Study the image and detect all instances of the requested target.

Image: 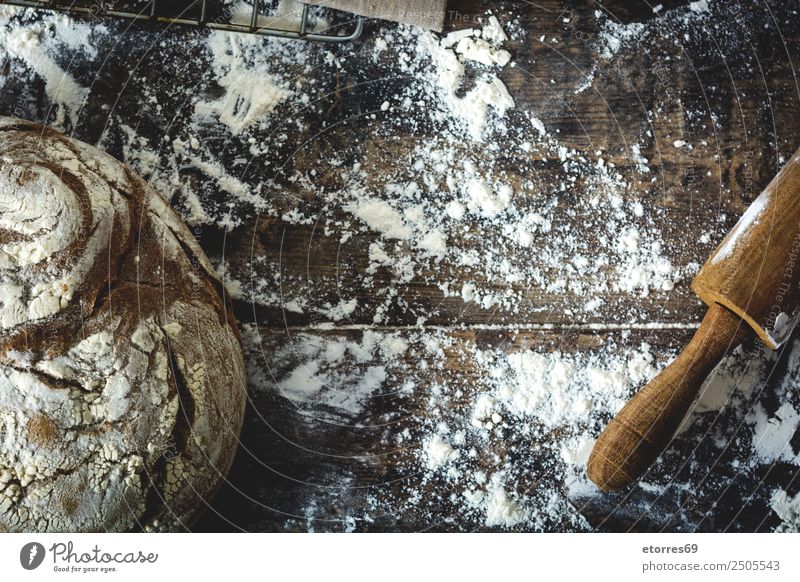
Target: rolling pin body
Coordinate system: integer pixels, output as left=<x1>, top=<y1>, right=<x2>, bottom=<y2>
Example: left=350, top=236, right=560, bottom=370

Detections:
left=588, top=304, right=749, bottom=490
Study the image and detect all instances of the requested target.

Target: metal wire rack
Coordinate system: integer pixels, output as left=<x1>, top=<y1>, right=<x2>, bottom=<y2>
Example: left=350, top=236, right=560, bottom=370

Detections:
left=1, top=0, right=364, bottom=42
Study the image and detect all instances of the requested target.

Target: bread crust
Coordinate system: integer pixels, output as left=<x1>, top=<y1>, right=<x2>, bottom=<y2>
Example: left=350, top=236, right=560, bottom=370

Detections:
left=0, top=118, right=246, bottom=532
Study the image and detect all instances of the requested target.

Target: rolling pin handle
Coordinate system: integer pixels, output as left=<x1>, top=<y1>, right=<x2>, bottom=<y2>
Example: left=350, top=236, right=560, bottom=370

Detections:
left=587, top=303, right=750, bottom=491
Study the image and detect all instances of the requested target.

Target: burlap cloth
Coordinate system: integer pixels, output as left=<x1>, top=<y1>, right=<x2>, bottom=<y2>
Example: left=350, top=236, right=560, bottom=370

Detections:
left=305, top=0, right=447, bottom=31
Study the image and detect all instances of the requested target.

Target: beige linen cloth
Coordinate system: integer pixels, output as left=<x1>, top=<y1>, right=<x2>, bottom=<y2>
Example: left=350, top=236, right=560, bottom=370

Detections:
left=305, top=0, right=447, bottom=31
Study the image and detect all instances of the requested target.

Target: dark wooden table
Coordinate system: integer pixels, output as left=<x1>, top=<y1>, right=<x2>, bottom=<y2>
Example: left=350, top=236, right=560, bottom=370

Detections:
left=2, top=0, right=799, bottom=531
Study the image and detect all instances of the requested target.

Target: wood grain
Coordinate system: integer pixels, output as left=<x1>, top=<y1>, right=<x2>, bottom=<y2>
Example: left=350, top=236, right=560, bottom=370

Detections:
left=693, top=147, right=800, bottom=348
left=588, top=304, right=751, bottom=490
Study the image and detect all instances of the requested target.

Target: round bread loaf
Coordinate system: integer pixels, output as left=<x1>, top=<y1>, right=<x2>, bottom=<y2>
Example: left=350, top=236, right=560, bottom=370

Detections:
left=0, top=117, right=246, bottom=532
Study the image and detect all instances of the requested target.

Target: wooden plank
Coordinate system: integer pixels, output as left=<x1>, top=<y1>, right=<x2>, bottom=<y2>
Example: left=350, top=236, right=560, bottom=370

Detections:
left=209, top=0, right=800, bottom=328
left=195, top=326, right=788, bottom=532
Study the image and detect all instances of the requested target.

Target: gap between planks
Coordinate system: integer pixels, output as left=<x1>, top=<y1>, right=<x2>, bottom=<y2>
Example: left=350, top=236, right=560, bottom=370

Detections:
left=276, top=322, right=702, bottom=332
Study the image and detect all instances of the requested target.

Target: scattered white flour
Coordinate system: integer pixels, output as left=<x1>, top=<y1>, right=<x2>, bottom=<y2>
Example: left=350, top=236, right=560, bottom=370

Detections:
left=771, top=489, right=800, bottom=532
left=423, top=433, right=458, bottom=471
left=348, top=198, right=412, bottom=240
left=598, top=21, right=646, bottom=60
left=372, top=334, right=668, bottom=530
left=415, top=24, right=516, bottom=140
left=750, top=402, right=800, bottom=465
left=484, top=477, right=528, bottom=528
left=1, top=4, right=691, bottom=308
left=689, top=0, right=712, bottom=14
left=194, top=23, right=294, bottom=135
left=247, top=326, right=409, bottom=419
left=0, top=9, right=98, bottom=128
left=320, top=297, right=358, bottom=321
left=480, top=342, right=658, bottom=431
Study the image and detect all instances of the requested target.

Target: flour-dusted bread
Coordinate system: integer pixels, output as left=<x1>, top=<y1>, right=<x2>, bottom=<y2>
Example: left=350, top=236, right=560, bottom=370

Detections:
left=0, top=118, right=247, bottom=532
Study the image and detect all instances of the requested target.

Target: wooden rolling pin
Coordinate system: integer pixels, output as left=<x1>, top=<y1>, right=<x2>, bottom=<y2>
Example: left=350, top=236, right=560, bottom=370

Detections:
left=588, top=147, right=800, bottom=491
